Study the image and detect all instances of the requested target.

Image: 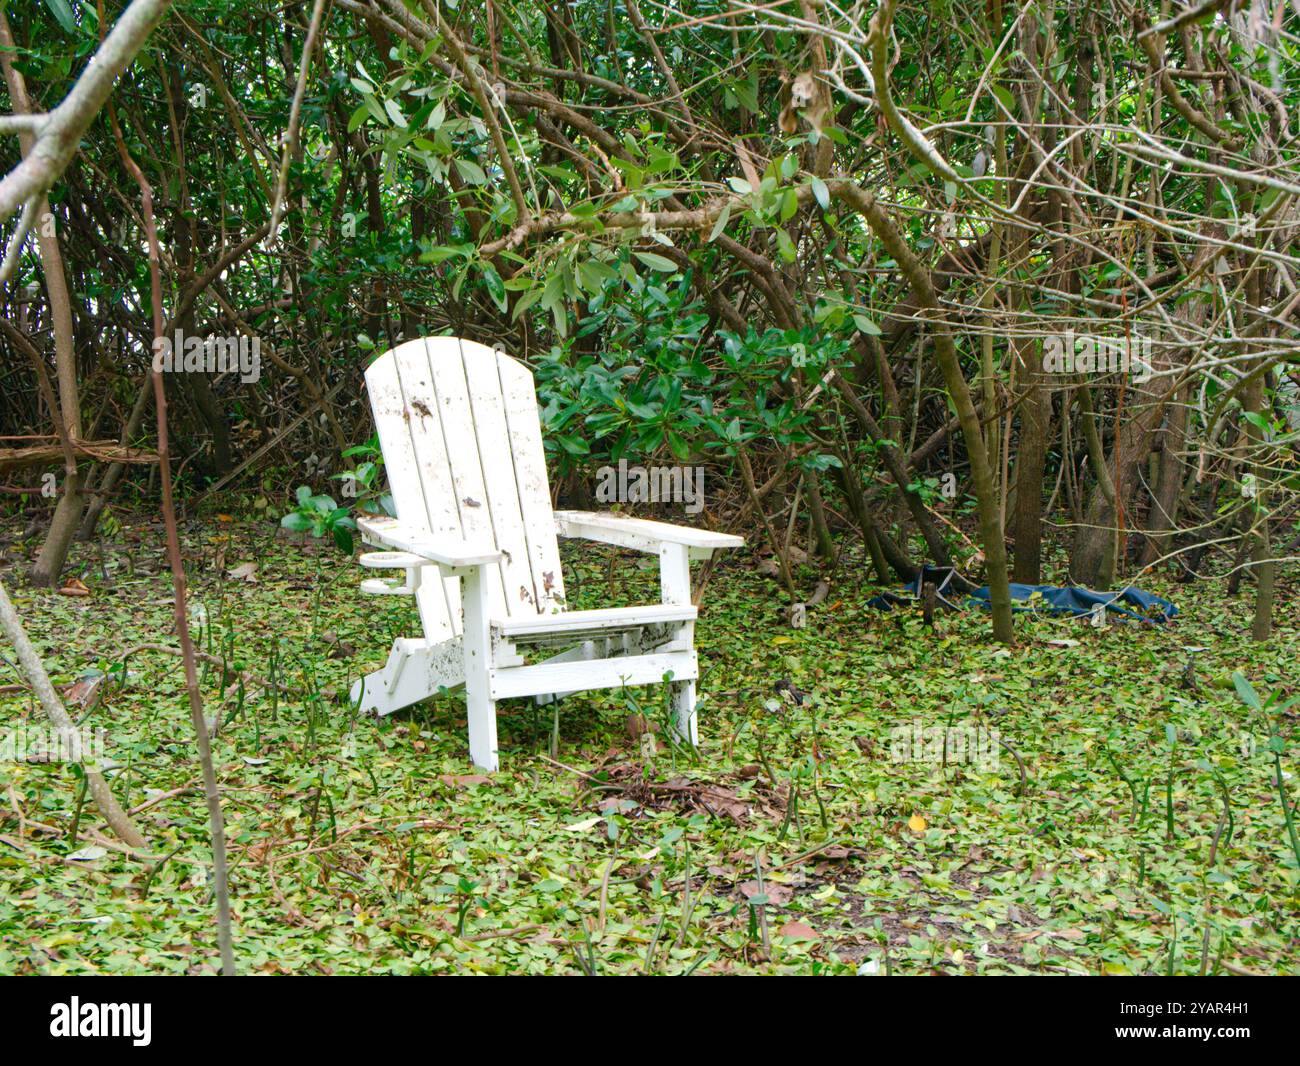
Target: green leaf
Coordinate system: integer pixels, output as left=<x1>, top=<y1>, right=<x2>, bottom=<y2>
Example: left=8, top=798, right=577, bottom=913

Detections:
left=780, top=188, right=799, bottom=222
left=454, top=158, right=488, bottom=185
left=775, top=227, right=796, bottom=262
left=482, top=262, right=508, bottom=312
left=1232, top=671, right=1262, bottom=711
left=347, top=104, right=370, bottom=133
left=634, top=251, right=677, bottom=273
left=811, top=176, right=830, bottom=211
left=384, top=99, right=407, bottom=128
left=45, top=0, right=77, bottom=33
left=709, top=204, right=732, bottom=243
left=555, top=434, right=590, bottom=455
left=421, top=244, right=471, bottom=264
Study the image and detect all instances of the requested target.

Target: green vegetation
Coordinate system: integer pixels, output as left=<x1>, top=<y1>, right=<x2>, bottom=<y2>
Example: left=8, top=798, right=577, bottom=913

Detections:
left=1, top=513, right=1295, bottom=974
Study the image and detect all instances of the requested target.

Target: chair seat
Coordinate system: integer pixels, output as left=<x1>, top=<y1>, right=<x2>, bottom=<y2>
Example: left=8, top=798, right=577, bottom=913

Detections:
left=493, top=604, right=696, bottom=643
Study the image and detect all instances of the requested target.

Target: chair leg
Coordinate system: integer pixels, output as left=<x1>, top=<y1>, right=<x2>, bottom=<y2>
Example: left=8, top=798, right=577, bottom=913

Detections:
left=350, top=637, right=463, bottom=716
left=461, top=564, right=499, bottom=771
left=466, top=685, right=499, bottom=771
left=670, top=679, right=698, bottom=747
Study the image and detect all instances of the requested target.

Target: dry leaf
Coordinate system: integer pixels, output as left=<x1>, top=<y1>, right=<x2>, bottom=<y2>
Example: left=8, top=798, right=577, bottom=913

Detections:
left=739, top=881, right=792, bottom=905
left=226, top=562, right=258, bottom=582
left=907, top=813, right=928, bottom=833
left=58, top=578, right=90, bottom=597
left=64, top=675, right=103, bottom=707
left=439, top=774, right=491, bottom=789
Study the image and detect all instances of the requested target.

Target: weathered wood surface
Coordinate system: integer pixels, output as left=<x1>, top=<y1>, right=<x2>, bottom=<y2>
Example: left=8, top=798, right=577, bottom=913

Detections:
left=352, top=336, right=744, bottom=769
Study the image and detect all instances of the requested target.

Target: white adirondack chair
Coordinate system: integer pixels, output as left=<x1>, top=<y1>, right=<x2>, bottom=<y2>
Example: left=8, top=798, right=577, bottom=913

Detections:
left=349, top=337, right=743, bottom=771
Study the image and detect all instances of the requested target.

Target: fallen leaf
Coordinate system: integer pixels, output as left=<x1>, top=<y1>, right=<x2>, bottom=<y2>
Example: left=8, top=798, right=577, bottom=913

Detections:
left=563, top=816, right=603, bottom=833
left=64, top=675, right=104, bottom=707
left=907, top=813, right=928, bottom=833
left=226, top=562, right=258, bottom=581
left=439, top=774, right=491, bottom=789
left=625, top=714, right=657, bottom=739
left=58, top=578, right=91, bottom=598
left=778, top=920, right=817, bottom=940
left=738, top=881, right=792, bottom=905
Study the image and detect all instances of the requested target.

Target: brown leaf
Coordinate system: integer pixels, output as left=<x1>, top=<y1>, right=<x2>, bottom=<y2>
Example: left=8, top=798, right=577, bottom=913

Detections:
left=778, top=920, right=817, bottom=940
left=439, top=774, right=491, bottom=789
left=58, top=578, right=90, bottom=597
left=63, top=676, right=103, bottom=707
left=696, top=784, right=748, bottom=822
left=739, top=881, right=792, bottom=905
left=625, top=714, right=658, bottom=739
left=321, top=632, right=356, bottom=659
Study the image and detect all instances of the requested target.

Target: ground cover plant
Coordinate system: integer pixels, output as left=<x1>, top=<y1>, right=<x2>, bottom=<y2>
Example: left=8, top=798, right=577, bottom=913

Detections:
left=1, top=508, right=1295, bottom=975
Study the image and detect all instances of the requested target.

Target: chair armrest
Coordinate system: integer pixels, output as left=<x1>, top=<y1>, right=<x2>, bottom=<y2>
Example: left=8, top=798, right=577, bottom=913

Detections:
left=554, top=510, right=744, bottom=553
left=357, top=516, right=502, bottom=568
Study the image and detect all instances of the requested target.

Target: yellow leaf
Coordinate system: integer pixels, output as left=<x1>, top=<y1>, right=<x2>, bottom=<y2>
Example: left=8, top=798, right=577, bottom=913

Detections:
left=907, top=813, right=927, bottom=833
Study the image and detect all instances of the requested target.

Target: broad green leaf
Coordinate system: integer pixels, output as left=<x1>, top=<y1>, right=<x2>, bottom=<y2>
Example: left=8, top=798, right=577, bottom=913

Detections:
left=45, top=0, right=77, bottom=33
left=811, top=176, right=830, bottom=211
left=634, top=251, right=677, bottom=273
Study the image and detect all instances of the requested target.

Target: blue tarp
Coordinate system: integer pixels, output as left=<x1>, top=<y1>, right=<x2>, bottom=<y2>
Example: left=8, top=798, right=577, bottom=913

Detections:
left=867, top=566, right=1177, bottom=623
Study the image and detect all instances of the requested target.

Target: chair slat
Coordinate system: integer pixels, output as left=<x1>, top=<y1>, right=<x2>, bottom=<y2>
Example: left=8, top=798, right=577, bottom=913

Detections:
left=457, top=338, right=545, bottom=618
left=496, top=352, right=566, bottom=614
left=366, top=349, right=457, bottom=641
left=421, top=337, right=508, bottom=619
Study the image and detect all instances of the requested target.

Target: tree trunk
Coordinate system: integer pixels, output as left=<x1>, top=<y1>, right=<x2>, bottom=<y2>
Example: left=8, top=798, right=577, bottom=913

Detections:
left=0, top=17, right=86, bottom=586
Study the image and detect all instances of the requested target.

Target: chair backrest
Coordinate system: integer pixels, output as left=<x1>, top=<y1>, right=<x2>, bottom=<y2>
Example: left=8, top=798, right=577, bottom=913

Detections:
left=366, top=337, right=566, bottom=641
